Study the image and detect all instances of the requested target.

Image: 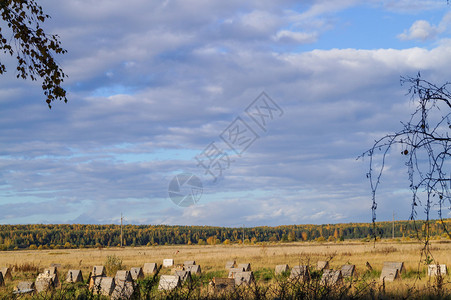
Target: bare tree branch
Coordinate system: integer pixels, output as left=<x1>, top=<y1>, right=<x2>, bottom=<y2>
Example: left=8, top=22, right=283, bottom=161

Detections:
left=359, top=73, right=451, bottom=251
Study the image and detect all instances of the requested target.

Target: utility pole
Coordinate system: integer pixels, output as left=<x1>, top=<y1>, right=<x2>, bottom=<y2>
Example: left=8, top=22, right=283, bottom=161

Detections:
left=243, top=224, right=245, bottom=245
left=120, top=213, right=123, bottom=248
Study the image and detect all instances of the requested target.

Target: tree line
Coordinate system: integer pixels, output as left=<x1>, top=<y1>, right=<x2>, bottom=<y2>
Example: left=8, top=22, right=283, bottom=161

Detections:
left=0, top=219, right=449, bottom=250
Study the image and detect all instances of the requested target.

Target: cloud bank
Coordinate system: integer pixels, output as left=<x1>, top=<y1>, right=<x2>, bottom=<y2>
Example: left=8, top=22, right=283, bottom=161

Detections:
left=0, top=0, right=450, bottom=226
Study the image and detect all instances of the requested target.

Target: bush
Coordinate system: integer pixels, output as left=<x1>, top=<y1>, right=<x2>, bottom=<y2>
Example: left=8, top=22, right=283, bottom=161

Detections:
left=105, top=255, right=123, bottom=276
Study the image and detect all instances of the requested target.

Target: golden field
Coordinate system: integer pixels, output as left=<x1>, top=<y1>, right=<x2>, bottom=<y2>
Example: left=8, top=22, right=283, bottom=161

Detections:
left=0, top=238, right=450, bottom=297
left=0, top=239, right=450, bottom=278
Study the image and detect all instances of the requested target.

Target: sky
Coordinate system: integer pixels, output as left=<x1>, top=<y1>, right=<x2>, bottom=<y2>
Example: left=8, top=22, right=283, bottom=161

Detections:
left=1, top=0, right=451, bottom=227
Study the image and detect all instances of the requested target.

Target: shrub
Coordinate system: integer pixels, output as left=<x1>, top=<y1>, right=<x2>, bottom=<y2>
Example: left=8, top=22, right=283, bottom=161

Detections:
left=105, top=255, right=123, bottom=276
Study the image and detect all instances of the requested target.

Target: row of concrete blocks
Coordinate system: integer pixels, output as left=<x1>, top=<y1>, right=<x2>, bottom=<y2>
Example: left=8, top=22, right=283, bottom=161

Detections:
left=88, top=270, right=136, bottom=299
left=11, top=264, right=157, bottom=297
left=225, top=262, right=254, bottom=288
left=380, top=262, right=448, bottom=282
left=271, top=261, right=448, bottom=283
left=159, top=261, right=250, bottom=291
left=225, top=261, right=251, bottom=271
left=14, top=266, right=60, bottom=295
left=7, top=261, right=449, bottom=296
left=89, top=264, right=159, bottom=280
left=158, top=261, right=204, bottom=291
left=212, top=264, right=350, bottom=292
left=159, top=270, right=255, bottom=292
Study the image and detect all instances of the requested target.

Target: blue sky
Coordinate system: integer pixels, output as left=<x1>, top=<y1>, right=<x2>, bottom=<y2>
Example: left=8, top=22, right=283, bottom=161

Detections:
left=1, top=0, right=451, bottom=226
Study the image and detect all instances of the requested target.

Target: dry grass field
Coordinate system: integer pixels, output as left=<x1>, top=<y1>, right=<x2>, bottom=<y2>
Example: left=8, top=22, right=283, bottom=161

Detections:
left=0, top=238, right=450, bottom=298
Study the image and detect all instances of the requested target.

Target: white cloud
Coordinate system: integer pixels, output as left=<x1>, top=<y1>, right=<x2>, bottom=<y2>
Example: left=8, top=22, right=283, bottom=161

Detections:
left=274, top=30, right=318, bottom=44
left=398, top=20, right=439, bottom=41
left=398, top=11, right=451, bottom=42
left=297, top=0, right=360, bottom=20
left=239, top=10, right=280, bottom=33
left=438, top=11, right=451, bottom=32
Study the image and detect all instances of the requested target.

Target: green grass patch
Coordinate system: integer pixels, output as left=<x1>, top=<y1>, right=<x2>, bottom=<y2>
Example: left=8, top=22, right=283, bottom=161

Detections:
left=200, top=269, right=227, bottom=283
left=254, top=268, right=274, bottom=282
